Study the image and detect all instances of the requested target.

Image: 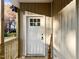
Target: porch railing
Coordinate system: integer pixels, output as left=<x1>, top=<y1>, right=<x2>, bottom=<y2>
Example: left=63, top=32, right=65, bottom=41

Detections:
left=4, top=37, right=18, bottom=59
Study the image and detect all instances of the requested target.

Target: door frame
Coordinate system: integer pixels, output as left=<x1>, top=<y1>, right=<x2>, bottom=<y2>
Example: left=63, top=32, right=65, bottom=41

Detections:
left=26, top=15, right=46, bottom=56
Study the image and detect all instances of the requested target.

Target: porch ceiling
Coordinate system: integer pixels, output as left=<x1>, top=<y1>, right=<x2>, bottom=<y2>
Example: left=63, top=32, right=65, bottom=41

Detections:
left=19, top=0, right=53, bottom=3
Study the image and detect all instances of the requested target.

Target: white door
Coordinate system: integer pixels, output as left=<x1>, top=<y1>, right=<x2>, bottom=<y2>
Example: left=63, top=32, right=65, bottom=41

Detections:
left=27, top=16, right=45, bottom=56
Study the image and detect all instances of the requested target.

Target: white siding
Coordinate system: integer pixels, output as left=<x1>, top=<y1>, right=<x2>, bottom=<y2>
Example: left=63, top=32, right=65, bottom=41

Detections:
left=53, top=0, right=76, bottom=59
left=77, top=0, right=79, bottom=58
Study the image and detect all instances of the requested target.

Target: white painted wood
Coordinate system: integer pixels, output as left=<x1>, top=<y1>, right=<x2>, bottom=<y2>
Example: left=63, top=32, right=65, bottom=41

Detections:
left=26, top=16, right=45, bottom=56
left=20, top=12, right=27, bottom=56
left=53, top=0, right=76, bottom=59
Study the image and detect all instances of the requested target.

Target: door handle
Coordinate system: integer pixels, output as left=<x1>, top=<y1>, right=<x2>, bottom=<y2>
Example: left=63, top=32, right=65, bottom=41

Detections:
left=41, top=37, right=43, bottom=40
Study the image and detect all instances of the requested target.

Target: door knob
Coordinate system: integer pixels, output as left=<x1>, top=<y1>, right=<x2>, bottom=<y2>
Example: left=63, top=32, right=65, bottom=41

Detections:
left=42, top=34, right=43, bottom=35
left=41, top=37, right=43, bottom=40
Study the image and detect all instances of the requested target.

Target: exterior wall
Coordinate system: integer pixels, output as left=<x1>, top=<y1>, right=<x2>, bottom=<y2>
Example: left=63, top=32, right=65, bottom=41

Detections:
left=53, top=0, right=77, bottom=59
left=20, top=11, right=52, bottom=58
left=20, top=3, right=52, bottom=59
left=77, top=0, right=79, bottom=59
left=52, top=0, right=72, bottom=16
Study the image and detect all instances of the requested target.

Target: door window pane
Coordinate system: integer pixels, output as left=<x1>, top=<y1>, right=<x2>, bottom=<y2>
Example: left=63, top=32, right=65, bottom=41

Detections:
left=37, top=19, right=40, bottom=22
left=37, top=23, right=40, bottom=26
left=30, top=23, right=34, bottom=26
left=34, top=19, right=36, bottom=22
left=30, top=18, right=40, bottom=26
left=30, top=19, right=33, bottom=22
left=34, top=23, right=36, bottom=26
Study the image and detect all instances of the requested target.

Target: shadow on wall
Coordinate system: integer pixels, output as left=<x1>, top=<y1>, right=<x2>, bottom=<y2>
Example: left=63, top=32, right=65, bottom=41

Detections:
left=53, top=0, right=76, bottom=59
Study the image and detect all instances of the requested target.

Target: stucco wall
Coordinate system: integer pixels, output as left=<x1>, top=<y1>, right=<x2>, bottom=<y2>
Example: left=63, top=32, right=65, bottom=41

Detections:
left=53, top=0, right=77, bottom=59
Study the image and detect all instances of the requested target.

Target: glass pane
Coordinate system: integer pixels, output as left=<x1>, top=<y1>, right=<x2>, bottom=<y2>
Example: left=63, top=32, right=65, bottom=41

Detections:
left=30, top=23, right=34, bottom=26
left=30, top=19, right=33, bottom=22
left=34, top=23, right=36, bottom=26
left=37, top=23, right=40, bottom=26
left=34, top=19, right=36, bottom=22
left=37, top=19, right=40, bottom=22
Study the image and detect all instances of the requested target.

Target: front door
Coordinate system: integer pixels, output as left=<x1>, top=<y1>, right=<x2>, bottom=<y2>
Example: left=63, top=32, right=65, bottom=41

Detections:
left=27, top=16, right=45, bottom=56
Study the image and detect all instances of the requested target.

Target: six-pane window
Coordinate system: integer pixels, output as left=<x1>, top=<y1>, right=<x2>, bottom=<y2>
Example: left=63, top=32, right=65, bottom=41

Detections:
left=30, top=19, right=40, bottom=26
